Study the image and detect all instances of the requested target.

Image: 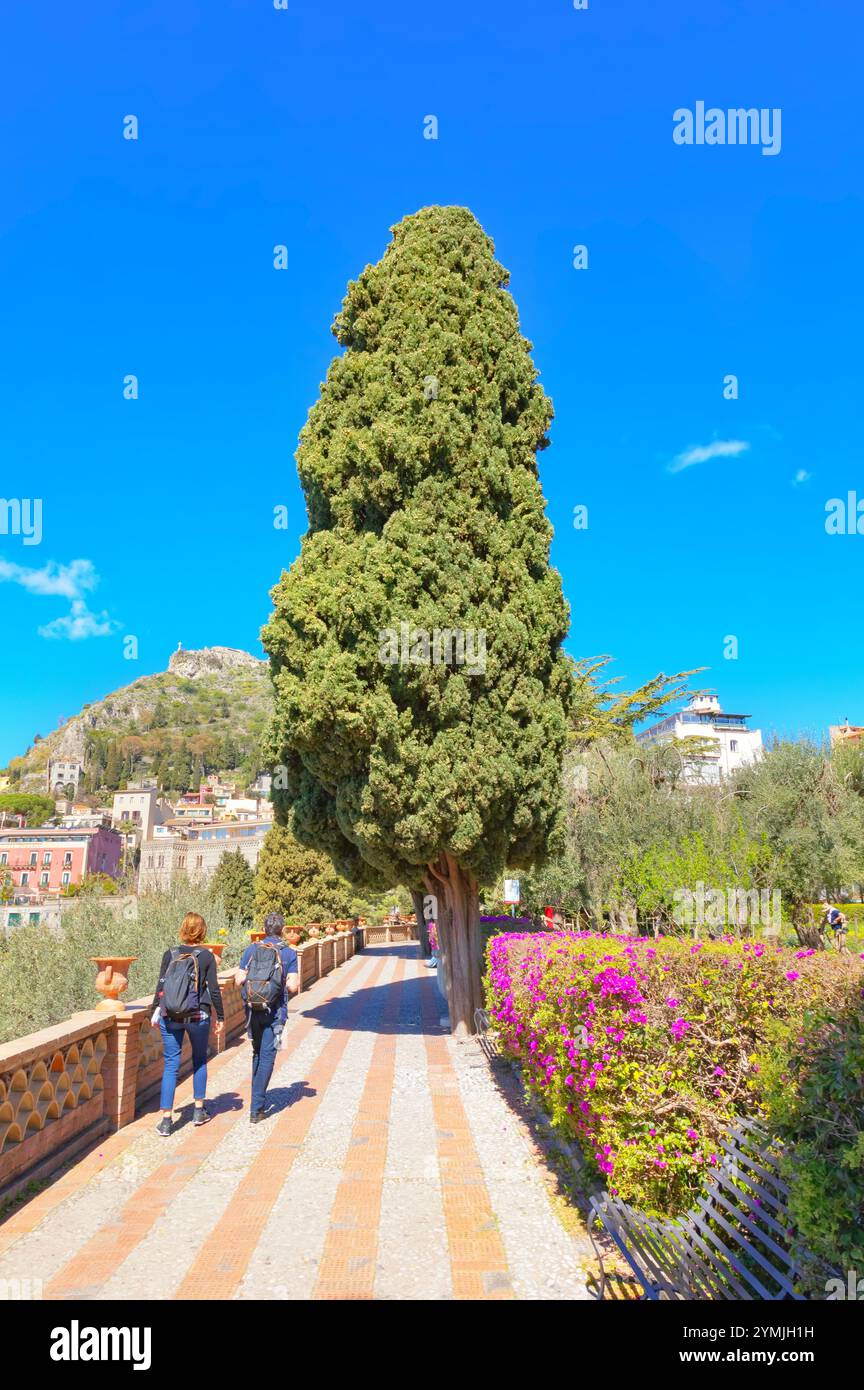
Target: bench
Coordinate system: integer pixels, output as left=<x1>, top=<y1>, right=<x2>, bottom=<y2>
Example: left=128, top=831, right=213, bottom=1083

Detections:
left=589, top=1118, right=826, bottom=1300
left=474, top=1007, right=501, bottom=1061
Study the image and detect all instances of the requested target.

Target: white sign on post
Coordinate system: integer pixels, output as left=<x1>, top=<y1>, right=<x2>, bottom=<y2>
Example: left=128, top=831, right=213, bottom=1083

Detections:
left=503, top=878, right=520, bottom=905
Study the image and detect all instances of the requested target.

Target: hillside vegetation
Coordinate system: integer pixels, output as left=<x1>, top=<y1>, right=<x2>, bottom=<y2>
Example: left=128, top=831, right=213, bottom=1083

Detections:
left=3, top=647, right=272, bottom=796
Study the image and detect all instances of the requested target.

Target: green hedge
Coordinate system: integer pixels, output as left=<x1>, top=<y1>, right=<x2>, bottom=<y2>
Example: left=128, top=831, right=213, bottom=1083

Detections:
left=761, top=974, right=864, bottom=1272
left=0, top=883, right=251, bottom=1045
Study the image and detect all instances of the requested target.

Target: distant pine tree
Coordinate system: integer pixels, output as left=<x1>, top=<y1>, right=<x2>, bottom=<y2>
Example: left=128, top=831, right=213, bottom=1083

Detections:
left=253, top=825, right=354, bottom=925
left=209, top=849, right=255, bottom=924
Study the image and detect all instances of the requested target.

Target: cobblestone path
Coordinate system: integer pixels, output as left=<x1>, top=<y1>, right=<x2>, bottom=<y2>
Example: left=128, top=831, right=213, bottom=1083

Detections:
left=0, top=945, right=590, bottom=1301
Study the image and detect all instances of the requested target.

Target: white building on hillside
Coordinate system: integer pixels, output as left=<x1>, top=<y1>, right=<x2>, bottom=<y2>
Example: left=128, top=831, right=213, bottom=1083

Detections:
left=636, top=694, right=763, bottom=785
left=47, top=759, right=84, bottom=798
left=112, top=787, right=168, bottom=843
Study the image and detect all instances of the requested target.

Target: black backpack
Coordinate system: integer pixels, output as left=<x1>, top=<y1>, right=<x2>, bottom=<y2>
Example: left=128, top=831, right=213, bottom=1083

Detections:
left=245, top=942, right=283, bottom=1012
left=161, top=947, right=202, bottom=1022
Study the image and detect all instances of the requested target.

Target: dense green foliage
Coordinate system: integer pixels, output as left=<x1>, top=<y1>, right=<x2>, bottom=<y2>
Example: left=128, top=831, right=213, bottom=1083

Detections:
left=60, top=872, right=121, bottom=898
left=0, top=885, right=250, bottom=1044
left=208, top=849, right=255, bottom=924
left=253, top=824, right=355, bottom=925
left=263, top=205, right=571, bottom=1031
left=518, top=738, right=864, bottom=935
left=761, top=975, right=864, bottom=1272
left=0, top=792, right=55, bottom=824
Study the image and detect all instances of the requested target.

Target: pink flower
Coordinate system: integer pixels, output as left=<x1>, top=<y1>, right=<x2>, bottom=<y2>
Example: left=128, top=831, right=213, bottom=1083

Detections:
left=785, top=971, right=800, bottom=982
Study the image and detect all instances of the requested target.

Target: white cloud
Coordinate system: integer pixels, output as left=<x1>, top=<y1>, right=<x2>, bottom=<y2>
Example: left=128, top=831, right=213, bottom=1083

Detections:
left=792, top=469, right=811, bottom=486
left=0, top=557, right=118, bottom=641
left=668, top=439, right=751, bottom=474
left=39, top=600, right=119, bottom=641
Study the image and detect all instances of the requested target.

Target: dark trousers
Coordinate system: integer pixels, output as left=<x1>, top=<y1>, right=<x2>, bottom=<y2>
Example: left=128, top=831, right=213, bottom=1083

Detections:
left=249, top=1011, right=278, bottom=1114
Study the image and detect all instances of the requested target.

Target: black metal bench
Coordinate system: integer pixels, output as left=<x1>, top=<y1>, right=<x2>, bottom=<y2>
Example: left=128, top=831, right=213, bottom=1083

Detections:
left=474, top=1007, right=501, bottom=1060
left=590, top=1119, right=821, bottom=1300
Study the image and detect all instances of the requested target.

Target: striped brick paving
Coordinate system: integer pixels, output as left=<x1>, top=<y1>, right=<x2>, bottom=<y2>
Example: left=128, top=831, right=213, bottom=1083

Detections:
left=0, top=945, right=589, bottom=1301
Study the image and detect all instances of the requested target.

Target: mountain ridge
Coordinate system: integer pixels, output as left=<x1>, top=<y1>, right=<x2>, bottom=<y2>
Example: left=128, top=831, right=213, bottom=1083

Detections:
left=4, top=647, right=272, bottom=795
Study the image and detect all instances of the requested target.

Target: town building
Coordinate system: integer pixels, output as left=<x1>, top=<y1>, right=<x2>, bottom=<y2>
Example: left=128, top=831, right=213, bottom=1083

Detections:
left=56, top=810, right=111, bottom=830
left=166, top=806, right=215, bottom=825
left=112, top=786, right=168, bottom=842
left=223, top=797, right=274, bottom=822
left=636, top=694, right=763, bottom=785
left=0, top=825, right=123, bottom=898
left=139, top=819, right=270, bottom=891
left=830, top=721, right=864, bottom=748
left=46, top=759, right=84, bottom=798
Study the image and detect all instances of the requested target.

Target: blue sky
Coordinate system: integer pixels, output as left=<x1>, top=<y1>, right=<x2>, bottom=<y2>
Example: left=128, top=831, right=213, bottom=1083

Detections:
left=1, top=0, right=862, bottom=765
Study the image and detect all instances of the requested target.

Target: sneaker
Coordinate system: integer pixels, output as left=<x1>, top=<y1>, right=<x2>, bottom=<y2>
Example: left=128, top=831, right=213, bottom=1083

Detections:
left=249, top=1109, right=266, bottom=1125
left=193, top=1104, right=210, bottom=1127
left=156, top=1116, right=172, bottom=1137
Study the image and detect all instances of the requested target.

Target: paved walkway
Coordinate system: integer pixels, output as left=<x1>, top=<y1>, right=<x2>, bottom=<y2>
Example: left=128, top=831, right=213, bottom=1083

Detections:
left=0, top=946, right=590, bottom=1301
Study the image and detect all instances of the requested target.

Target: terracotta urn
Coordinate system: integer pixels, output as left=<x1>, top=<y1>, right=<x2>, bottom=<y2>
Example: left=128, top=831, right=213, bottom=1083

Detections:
left=91, top=955, right=137, bottom=1013
left=203, top=941, right=225, bottom=962
left=250, top=931, right=266, bottom=943
left=285, top=929, right=302, bottom=947
left=324, top=924, right=337, bottom=936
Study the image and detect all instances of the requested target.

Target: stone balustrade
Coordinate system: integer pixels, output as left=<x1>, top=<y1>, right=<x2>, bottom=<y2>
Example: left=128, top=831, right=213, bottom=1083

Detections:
left=0, top=927, right=363, bottom=1203
left=0, top=1014, right=114, bottom=1192
left=359, top=919, right=418, bottom=947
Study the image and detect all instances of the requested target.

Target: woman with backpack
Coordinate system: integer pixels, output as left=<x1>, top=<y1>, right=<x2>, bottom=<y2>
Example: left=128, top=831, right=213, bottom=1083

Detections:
left=150, top=911, right=224, bottom=1136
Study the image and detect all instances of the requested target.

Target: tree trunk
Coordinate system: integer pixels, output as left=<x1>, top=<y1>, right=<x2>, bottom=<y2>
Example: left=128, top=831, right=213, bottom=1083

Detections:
left=429, top=853, right=482, bottom=1037
left=412, top=887, right=430, bottom=957
left=792, top=900, right=824, bottom=950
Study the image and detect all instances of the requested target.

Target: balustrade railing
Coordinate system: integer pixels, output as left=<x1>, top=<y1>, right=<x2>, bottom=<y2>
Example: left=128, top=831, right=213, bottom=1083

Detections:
left=0, top=926, right=365, bottom=1201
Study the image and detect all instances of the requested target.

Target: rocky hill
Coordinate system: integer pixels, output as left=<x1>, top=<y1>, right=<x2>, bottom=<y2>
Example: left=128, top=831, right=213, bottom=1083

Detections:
left=5, top=647, right=273, bottom=797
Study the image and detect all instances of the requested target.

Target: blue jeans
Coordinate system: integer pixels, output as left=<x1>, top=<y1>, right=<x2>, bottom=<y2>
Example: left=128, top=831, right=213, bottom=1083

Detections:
left=249, top=1011, right=278, bottom=1114
left=159, top=1017, right=210, bottom=1111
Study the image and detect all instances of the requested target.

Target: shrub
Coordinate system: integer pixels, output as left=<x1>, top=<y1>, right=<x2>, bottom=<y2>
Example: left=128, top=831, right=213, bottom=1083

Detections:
left=0, top=792, right=55, bottom=825
left=761, top=975, right=864, bottom=1273
left=0, top=882, right=251, bottom=1044
left=485, top=931, right=862, bottom=1215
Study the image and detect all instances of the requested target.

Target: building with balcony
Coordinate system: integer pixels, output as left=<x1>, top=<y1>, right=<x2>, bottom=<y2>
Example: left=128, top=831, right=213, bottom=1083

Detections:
left=112, top=786, right=167, bottom=842
left=636, top=694, right=763, bottom=785
left=139, top=819, right=271, bottom=891
left=0, top=825, right=123, bottom=898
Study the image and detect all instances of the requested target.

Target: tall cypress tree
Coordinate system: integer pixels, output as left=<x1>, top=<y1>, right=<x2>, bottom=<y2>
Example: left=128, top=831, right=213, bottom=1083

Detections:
left=264, top=206, right=570, bottom=1033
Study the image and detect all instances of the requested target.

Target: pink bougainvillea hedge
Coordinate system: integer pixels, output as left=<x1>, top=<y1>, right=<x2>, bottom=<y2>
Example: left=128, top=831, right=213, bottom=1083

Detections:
left=485, top=931, right=862, bottom=1216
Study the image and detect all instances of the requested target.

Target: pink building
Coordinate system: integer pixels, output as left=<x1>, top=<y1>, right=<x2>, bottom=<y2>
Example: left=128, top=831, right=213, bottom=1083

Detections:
left=0, top=826, right=122, bottom=898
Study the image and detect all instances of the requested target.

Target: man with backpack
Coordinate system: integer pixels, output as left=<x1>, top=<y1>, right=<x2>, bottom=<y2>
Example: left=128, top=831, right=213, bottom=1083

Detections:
left=822, top=903, right=849, bottom=952
left=235, top=912, right=299, bottom=1123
